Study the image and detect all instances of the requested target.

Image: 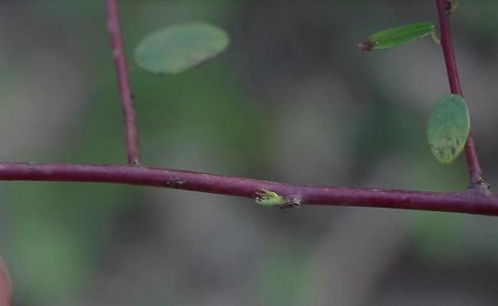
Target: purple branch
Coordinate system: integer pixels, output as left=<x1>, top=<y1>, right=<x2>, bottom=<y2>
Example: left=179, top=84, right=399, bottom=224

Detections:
left=1, top=162, right=498, bottom=216
left=1, top=1, right=494, bottom=220
left=435, top=0, right=485, bottom=189
left=106, top=0, right=141, bottom=165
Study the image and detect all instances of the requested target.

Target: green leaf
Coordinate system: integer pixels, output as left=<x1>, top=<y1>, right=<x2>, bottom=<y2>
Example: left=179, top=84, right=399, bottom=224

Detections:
left=135, top=23, right=229, bottom=74
left=359, top=22, right=435, bottom=51
left=427, top=94, right=470, bottom=164
left=255, top=189, right=286, bottom=206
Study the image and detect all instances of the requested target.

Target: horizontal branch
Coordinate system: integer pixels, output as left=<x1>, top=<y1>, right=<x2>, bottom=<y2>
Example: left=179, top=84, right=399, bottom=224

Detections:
left=1, top=162, right=498, bottom=216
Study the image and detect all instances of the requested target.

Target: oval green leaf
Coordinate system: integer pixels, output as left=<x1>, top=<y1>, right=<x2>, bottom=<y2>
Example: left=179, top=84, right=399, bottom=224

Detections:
left=135, top=23, right=229, bottom=74
left=427, top=94, right=470, bottom=164
left=359, top=22, right=435, bottom=51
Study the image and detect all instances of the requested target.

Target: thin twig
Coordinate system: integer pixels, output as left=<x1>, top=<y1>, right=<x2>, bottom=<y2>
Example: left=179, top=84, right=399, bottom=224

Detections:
left=0, top=1, right=494, bottom=221
left=106, top=0, right=141, bottom=165
left=435, top=0, right=485, bottom=190
left=0, top=162, right=498, bottom=216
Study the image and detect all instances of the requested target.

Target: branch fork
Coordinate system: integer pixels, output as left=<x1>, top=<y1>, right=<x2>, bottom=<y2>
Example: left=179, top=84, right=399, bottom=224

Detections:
left=0, top=1, right=495, bottom=226
left=435, top=0, right=487, bottom=193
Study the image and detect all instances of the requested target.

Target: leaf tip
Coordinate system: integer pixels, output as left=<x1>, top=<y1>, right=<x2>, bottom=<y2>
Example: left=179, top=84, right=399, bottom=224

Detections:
left=358, top=40, right=375, bottom=51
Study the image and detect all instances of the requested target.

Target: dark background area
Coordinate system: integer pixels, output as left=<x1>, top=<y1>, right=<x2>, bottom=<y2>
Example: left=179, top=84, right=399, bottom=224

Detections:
left=1, top=0, right=498, bottom=305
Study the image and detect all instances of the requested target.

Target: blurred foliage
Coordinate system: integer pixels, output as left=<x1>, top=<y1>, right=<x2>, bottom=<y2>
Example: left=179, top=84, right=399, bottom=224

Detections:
left=134, top=23, right=229, bottom=74
left=257, top=243, right=316, bottom=306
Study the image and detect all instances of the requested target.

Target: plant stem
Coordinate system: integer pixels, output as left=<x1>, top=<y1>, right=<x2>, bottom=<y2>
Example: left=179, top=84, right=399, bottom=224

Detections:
left=1, top=162, right=498, bottom=216
left=106, top=0, right=141, bottom=165
left=435, top=0, right=485, bottom=189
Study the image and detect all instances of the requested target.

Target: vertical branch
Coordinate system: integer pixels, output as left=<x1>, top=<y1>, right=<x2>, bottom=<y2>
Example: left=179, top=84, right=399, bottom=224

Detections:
left=435, top=0, right=485, bottom=190
left=0, top=259, right=11, bottom=306
left=106, top=0, right=141, bottom=165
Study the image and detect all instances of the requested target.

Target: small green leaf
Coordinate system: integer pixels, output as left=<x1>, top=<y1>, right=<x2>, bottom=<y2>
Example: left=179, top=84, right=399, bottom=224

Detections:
left=135, top=23, right=229, bottom=74
left=427, top=94, right=470, bottom=164
left=359, top=22, right=435, bottom=51
left=255, top=189, right=286, bottom=206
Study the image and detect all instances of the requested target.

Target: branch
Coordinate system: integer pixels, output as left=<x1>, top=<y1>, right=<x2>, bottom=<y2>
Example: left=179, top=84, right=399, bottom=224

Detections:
left=1, top=162, right=498, bottom=216
left=435, top=0, right=485, bottom=190
left=106, top=0, right=141, bottom=165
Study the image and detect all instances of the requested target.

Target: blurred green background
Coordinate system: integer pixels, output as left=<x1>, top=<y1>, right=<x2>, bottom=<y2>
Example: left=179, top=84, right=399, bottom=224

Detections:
left=2, top=0, right=498, bottom=305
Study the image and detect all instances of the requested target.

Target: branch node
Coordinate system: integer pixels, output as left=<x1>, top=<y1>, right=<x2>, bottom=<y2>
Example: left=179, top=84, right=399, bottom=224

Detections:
left=278, top=197, right=302, bottom=209
left=467, top=178, right=491, bottom=196
left=436, top=0, right=484, bottom=187
left=255, top=189, right=301, bottom=208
